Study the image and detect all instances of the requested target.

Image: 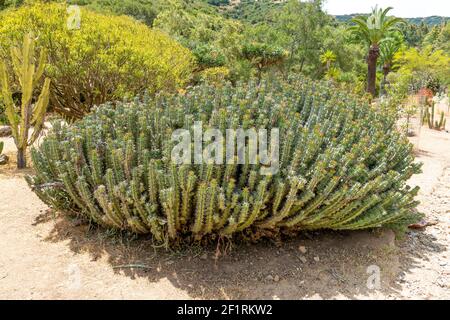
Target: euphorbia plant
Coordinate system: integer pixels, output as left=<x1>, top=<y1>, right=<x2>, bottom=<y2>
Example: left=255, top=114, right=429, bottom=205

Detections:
left=0, top=33, right=50, bottom=169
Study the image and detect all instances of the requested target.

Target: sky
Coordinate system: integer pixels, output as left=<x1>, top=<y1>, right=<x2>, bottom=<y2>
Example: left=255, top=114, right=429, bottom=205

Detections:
left=322, top=0, right=450, bottom=18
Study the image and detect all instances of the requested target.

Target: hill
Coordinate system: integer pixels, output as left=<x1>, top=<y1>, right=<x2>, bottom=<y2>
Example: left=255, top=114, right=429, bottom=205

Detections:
left=335, top=14, right=449, bottom=26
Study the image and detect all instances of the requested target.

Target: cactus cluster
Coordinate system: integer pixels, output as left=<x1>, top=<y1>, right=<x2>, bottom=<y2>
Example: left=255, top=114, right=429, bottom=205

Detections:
left=26, top=77, right=422, bottom=243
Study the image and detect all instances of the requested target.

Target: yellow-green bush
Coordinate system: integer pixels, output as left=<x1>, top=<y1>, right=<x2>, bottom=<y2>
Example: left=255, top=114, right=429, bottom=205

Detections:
left=0, top=3, right=195, bottom=119
left=198, top=66, right=230, bottom=84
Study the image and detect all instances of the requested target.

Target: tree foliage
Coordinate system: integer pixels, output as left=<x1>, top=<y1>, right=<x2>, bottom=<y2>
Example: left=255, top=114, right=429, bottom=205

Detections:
left=393, top=45, right=450, bottom=91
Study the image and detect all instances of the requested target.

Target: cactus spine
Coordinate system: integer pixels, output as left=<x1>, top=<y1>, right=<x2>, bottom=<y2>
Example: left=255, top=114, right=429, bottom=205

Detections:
left=0, top=33, right=50, bottom=168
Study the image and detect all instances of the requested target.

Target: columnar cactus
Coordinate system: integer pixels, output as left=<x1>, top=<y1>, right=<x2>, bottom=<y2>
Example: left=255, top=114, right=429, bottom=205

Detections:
left=0, top=33, right=50, bottom=168
left=26, top=77, right=422, bottom=244
left=423, top=102, right=446, bottom=131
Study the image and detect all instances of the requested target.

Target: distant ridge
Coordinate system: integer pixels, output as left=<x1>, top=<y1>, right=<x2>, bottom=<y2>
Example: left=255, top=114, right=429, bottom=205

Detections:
left=335, top=14, right=449, bottom=26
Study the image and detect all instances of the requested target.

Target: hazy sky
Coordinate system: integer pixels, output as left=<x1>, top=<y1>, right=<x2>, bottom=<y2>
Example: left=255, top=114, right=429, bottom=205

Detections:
left=322, top=0, right=450, bottom=18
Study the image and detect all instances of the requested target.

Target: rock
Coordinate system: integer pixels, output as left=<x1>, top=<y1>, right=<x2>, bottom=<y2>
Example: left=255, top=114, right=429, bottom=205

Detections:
left=298, top=245, right=307, bottom=254
left=265, top=275, right=274, bottom=281
left=274, top=275, right=280, bottom=282
left=200, top=253, right=208, bottom=260
left=313, top=256, right=320, bottom=262
left=0, top=125, right=11, bottom=137
left=298, top=256, right=307, bottom=263
left=0, top=154, right=8, bottom=165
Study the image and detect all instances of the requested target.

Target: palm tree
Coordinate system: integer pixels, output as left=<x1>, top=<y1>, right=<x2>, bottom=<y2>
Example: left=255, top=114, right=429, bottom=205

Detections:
left=350, top=6, right=404, bottom=96
left=379, top=38, right=402, bottom=94
left=320, top=49, right=336, bottom=72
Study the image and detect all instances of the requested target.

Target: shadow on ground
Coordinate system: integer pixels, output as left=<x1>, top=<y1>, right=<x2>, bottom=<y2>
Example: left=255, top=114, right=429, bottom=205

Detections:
left=35, top=210, right=446, bottom=299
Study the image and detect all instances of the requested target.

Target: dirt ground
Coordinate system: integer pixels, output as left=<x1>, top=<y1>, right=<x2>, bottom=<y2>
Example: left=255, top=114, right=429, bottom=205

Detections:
left=0, top=126, right=449, bottom=300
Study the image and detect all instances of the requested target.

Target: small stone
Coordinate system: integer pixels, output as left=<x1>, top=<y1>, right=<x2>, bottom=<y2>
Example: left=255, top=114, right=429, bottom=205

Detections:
left=265, top=275, right=274, bottom=281
left=274, top=275, right=280, bottom=282
left=200, top=253, right=208, bottom=260
left=314, top=256, right=320, bottom=262
left=299, top=256, right=307, bottom=263
left=298, top=246, right=307, bottom=254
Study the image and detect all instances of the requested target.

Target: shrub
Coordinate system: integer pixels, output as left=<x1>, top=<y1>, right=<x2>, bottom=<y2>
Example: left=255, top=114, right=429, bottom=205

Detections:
left=26, top=78, right=422, bottom=243
left=192, top=44, right=227, bottom=69
left=0, top=3, right=195, bottom=120
left=197, top=67, right=230, bottom=84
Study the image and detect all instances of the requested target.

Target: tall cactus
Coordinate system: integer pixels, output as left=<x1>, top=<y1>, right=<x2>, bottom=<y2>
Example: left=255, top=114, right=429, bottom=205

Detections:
left=0, top=33, right=50, bottom=168
left=423, top=102, right=446, bottom=131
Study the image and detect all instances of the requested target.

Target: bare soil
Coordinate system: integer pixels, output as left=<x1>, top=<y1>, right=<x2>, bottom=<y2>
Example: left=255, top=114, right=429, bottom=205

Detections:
left=0, top=127, right=449, bottom=300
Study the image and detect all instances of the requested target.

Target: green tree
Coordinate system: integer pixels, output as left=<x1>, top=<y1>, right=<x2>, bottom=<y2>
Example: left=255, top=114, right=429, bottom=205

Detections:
left=320, top=25, right=366, bottom=84
left=423, top=23, right=450, bottom=52
left=350, top=6, right=404, bottom=96
left=276, top=0, right=330, bottom=75
left=399, top=22, right=429, bottom=48
left=153, top=0, right=244, bottom=77
left=241, top=42, right=287, bottom=81
left=393, top=45, right=450, bottom=91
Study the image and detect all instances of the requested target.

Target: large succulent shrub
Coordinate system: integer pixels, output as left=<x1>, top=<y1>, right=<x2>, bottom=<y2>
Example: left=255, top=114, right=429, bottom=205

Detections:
left=0, top=3, right=194, bottom=120
left=27, top=78, right=422, bottom=243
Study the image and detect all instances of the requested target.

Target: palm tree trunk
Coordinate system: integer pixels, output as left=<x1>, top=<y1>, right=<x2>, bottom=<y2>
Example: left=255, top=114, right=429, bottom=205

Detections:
left=17, top=147, right=26, bottom=169
left=381, top=63, right=390, bottom=95
left=367, top=44, right=380, bottom=97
